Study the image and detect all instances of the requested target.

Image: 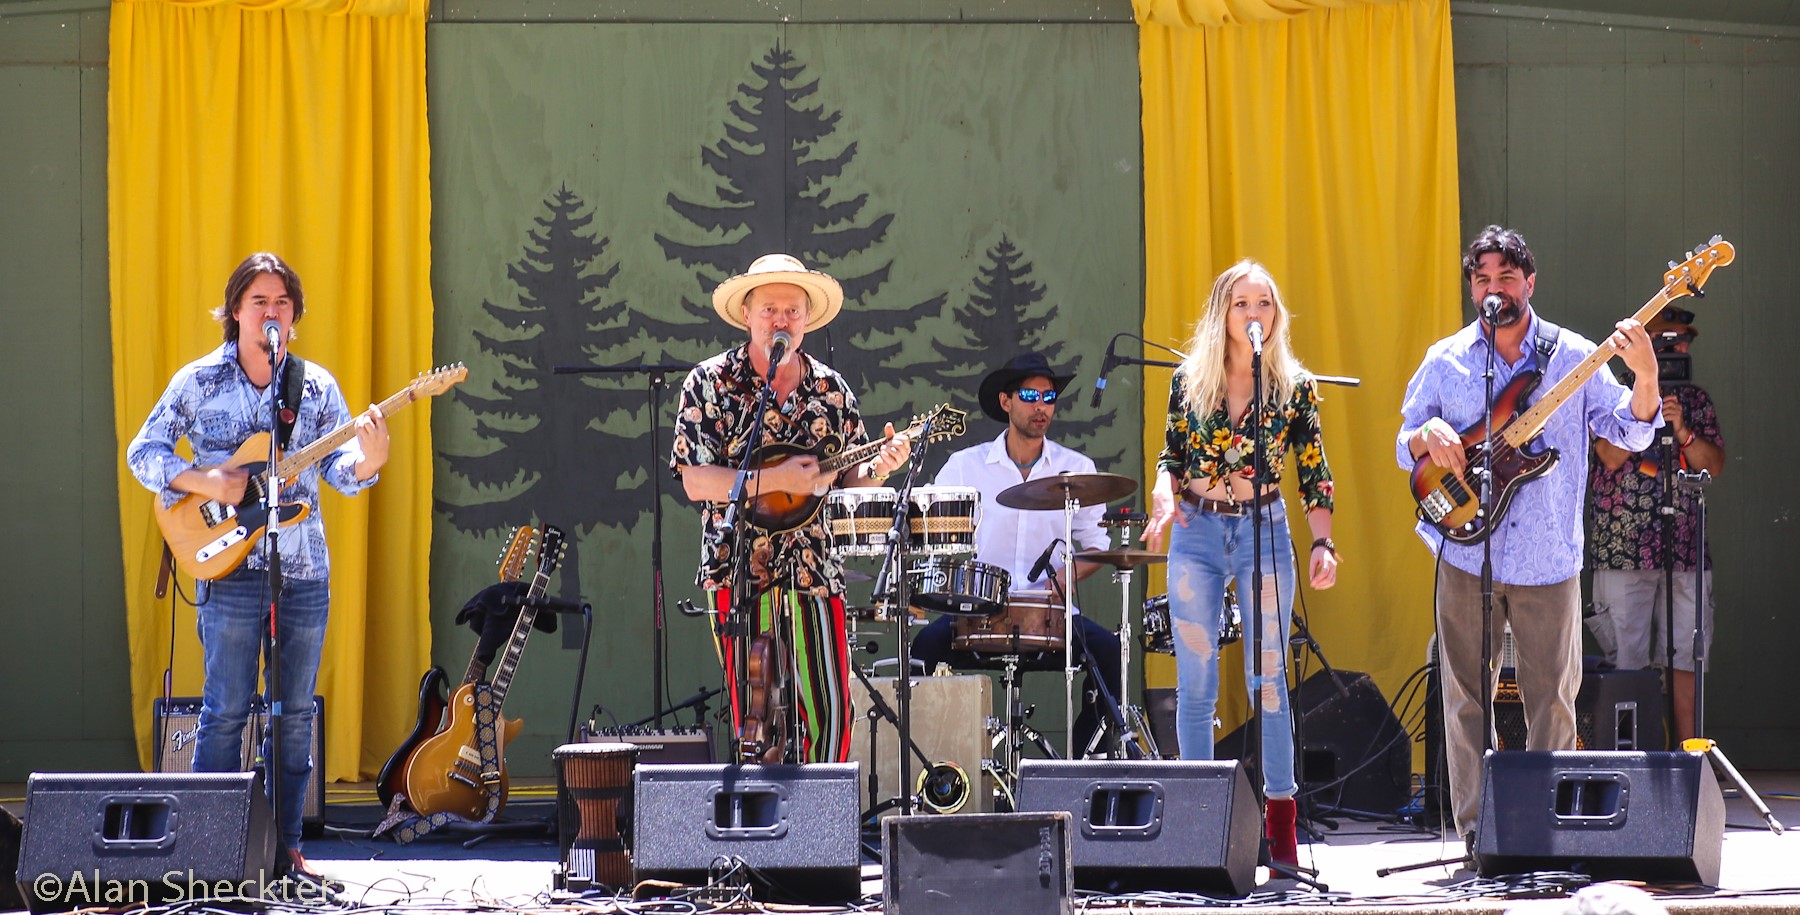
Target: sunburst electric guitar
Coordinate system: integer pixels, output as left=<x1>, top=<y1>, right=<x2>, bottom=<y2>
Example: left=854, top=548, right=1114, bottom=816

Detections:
left=744, top=404, right=968, bottom=533
left=155, top=364, right=468, bottom=580
left=1410, top=239, right=1733, bottom=545
left=402, top=525, right=566, bottom=820
left=375, top=525, right=534, bottom=809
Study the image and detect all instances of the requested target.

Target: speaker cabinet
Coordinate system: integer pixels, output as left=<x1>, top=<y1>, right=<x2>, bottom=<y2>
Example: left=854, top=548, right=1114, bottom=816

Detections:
left=16, top=772, right=276, bottom=913
left=1015, top=759, right=1261, bottom=897
left=1215, top=670, right=1411, bottom=816
left=881, top=812, right=1072, bottom=915
left=152, top=695, right=326, bottom=829
left=849, top=674, right=992, bottom=815
left=1474, top=750, right=1725, bottom=883
left=632, top=763, right=861, bottom=904
left=1495, top=668, right=1666, bottom=751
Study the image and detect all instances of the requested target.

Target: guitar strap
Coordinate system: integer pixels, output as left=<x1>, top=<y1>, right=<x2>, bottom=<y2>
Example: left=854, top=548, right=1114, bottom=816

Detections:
left=373, top=685, right=507, bottom=843
left=1522, top=318, right=1561, bottom=410
left=276, top=354, right=307, bottom=450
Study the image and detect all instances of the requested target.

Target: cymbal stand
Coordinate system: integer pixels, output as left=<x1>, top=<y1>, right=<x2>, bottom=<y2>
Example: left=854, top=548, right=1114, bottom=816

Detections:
left=990, top=645, right=1059, bottom=793
left=1060, top=490, right=1078, bottom=758
left=1104, top=566, right=1158, bottom=758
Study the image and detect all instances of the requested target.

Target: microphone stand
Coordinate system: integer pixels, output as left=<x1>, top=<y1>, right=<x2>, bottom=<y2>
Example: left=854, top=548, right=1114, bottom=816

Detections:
left=721, top=352, right=780, bottom=761
left=553, top=361, right=692, bottom=728
left=1654, top=403, right=1679, bottom=746
left=871, top=416, right=934, bottom=816
left=262, top=342, right=290, bottom=872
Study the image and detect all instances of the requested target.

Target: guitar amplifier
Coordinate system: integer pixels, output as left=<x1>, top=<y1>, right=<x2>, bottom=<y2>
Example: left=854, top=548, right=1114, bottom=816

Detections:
left=580, top=725, right=715, bottom=765
left=151, top=695, right=325, bottom=829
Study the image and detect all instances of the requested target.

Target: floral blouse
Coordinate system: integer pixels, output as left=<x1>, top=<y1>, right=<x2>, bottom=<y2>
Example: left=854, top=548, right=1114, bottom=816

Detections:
left=1588, top=383, right=1720, bottom=571
left=1157, top=370, right=1335, bottom=512
left=670, top=344, right=867, bottom=596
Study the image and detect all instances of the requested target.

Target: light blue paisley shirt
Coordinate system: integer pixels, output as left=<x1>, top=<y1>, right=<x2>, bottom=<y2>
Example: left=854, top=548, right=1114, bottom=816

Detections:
left=1396, top=312, right=1657, bottom=586
left=126, top=342, right=375, bottom=581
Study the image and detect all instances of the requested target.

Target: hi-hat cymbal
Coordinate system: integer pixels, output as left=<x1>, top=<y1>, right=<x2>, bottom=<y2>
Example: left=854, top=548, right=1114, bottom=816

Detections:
left=1074, top=548, right=1167, bottom=569
left=996, top=471, right=1138, bottom=510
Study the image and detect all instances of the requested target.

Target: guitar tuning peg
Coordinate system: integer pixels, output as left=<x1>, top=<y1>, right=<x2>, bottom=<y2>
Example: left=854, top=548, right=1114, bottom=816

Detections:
left=1709, top=233, right=1722, bottom=245
left=1668, top=260, right=1679, bottom=270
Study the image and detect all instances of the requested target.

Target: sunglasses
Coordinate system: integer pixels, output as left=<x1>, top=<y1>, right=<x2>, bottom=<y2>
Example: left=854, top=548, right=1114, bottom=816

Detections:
left=1012, top=388, right=1059, bottom=404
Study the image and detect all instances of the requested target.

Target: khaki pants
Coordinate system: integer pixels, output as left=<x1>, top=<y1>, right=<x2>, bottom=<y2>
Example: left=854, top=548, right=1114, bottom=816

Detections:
left=1435, top=564, right=1582, bottom=837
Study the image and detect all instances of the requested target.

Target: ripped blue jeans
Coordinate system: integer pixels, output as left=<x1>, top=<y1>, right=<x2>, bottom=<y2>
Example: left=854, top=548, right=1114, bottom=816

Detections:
left=1166, top=497, right=1297, bottom=799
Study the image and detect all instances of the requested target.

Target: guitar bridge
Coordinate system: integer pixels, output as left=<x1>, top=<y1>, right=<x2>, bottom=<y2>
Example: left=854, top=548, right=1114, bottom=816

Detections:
left=198, top=499, right=238, bottom=526
left=1420, top=489, right=1455, bottom=523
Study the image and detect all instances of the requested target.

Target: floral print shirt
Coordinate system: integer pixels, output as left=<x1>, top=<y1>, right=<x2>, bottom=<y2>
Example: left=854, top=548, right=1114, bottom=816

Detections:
left=1157, top=370, right=1335, bottom=512
left=671, top=344, right=867, bottom=596
left=1588, top=383, right=1720, bottom=571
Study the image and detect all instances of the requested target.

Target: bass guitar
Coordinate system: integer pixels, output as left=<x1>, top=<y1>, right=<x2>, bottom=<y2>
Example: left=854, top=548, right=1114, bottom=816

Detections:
left=1411, top=239, right=1733, bottom=545
left=744, top=404, right=968, bottom=533
left=402, top=525, right=566, bottom=820
left=375, top=525, right=534, bottom=809
left=156, top=364, right=468, bottom=580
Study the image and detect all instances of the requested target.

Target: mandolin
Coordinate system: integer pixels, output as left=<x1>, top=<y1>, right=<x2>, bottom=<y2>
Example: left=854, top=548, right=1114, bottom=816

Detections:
left=376, top=526, right=534, bottom=809
left=743, top=404, right=967, bottom=533
left=401, top=525, right=566, bottom=819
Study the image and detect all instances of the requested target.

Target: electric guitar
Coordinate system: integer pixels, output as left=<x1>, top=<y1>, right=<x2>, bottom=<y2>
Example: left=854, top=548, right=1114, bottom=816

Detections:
left=401, top=525, right=565, bottom=820
left=375, top=525, right=534, bottom=809
left=743, top=404, right=968, bottom=533
left=155, top=364, right=468, bottom=580
left=1410, top=239, right=1733, bottom=545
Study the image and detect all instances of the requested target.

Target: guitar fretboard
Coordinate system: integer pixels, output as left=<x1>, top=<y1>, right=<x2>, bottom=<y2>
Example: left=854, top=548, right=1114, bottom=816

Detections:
left=1502, top=291, right=1674, bottom=447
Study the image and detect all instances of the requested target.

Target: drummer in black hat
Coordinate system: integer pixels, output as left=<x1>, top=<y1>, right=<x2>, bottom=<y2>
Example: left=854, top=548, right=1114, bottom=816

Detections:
left=911, top=351, right=1122, bottom=756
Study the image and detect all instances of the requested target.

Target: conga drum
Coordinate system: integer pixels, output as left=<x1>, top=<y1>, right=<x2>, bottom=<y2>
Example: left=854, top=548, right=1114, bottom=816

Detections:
left=554, top=742, right=639, bottom=890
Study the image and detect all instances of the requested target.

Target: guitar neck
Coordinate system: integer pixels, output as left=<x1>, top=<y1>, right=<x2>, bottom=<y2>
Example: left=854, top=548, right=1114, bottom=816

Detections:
left=271, top=381, right=427, bottom=481
left=486, top=570, right=552, bottom=707
left=817, top=426, right=915, bottom=476
left=1502, top=291, right=1674, bottom=447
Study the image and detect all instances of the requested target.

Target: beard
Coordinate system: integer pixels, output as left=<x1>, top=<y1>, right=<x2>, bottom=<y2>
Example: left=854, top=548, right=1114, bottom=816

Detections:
left=1483, top=295, right=1525, bottom=329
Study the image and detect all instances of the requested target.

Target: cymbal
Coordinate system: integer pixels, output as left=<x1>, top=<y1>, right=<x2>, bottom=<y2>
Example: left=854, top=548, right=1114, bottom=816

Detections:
left=996, top=471, right=1138, bottom=510
left=1074, top=548, right=1167, bottom=569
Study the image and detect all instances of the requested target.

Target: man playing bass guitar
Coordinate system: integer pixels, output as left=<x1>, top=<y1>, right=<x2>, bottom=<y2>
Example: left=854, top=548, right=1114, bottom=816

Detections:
left=670, top=253, right=911, bottom=764
left=1396, top=225, right=1661, bottom=847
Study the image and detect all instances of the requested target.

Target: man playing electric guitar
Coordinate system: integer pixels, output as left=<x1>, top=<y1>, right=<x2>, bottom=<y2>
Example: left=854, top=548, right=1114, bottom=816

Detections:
left=1396, top=225, right=1661, bottom=846
left=671, top=253, right=911, bottom=764
left=126, top=252, right=389, bottom=880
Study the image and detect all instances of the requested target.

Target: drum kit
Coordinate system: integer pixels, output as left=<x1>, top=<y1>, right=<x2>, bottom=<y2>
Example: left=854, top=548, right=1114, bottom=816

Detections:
left=826, top=470, right=1173, bottom=793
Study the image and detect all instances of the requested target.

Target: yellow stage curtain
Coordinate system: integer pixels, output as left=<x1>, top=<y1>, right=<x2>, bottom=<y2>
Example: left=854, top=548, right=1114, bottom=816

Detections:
left=1136, top=0, right=1463, bottom=740
left=109, top=0, right=433, bottom=783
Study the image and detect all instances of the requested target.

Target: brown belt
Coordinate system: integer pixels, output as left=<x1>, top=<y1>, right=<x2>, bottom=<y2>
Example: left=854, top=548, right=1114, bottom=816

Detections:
left=1181, top=488, right=1280, bottom=516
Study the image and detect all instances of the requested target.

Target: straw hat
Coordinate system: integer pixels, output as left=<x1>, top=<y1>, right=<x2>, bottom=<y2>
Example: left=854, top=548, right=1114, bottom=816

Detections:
left=711, top=253, right=844, bottom=332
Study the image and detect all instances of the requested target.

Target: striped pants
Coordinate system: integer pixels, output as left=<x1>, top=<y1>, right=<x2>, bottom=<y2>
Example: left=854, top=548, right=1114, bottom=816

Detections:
left=712, top=587, right=852, bottom=764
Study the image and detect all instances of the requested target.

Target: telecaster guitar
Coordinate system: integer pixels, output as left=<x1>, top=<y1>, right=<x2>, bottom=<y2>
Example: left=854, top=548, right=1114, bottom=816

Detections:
left=402, top=525, right=566, bottom=820
left=155, top=364, right=468, bottom=580
left=1410, top=239, right=1733, bottom=544
left=375, top=525, right=534, bottom=809
left=744, top=404, right=967, bottom=533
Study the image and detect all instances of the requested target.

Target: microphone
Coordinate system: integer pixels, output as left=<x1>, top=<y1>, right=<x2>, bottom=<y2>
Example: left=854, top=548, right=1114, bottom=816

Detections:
left=1246, top=320, right=1265, bottom=356
left=765, top=329, right=792, bottom=382
left=1479, top=294, right=1505, bottom=322
left=1028, top=538, right=1062, bottom=585
left=1091, top=337, right=1119, bottom=408
left=262, top=319, right=282, bottom=351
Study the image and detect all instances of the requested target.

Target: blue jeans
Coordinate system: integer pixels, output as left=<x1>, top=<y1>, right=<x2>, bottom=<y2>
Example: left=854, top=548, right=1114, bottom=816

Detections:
left=1167, top=498, right=1297, bottom=799
left=195, top=568, right=329, bottom=848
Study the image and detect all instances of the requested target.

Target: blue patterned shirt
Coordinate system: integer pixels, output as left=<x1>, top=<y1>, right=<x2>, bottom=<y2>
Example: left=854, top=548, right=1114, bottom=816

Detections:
left=1396, top=313, right=1658, bottom=585
left=127, top=343, right=375, bottom=581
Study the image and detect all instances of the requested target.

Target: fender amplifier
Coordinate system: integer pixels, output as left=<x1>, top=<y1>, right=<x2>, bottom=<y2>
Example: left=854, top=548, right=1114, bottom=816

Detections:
left=151, top=695, right=325, bottom=829
left=581, top=725, right=715, bottom=765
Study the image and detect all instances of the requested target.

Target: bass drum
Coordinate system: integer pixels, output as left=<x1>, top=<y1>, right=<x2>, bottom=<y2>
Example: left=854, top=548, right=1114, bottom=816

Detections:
left=1141, top=589, right=1242, bottom=655
left=953, top=590, right=1064, bottom=654
left=908, top=558, right=1009, bottom=616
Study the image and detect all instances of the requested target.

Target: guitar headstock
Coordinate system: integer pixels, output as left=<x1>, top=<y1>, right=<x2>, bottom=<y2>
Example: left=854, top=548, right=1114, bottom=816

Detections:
left=910, top=404, right=969, bottom=442
left=496, top=525, right=536, bottom=582
left=1662, top=237, right=1734, bottom=301
left=535, top=524, right=568, bottom=577
left=411, top=363, right=470, bottom=398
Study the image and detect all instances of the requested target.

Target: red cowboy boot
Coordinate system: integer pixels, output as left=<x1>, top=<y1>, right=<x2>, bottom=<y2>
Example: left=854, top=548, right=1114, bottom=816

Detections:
left=1265, top=797, right=1298, bottom=866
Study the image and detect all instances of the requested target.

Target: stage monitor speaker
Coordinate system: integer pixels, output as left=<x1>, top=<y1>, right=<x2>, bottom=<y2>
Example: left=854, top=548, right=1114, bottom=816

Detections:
left=1015, top=758, right=1260, bottom=897
left=849, top=674, right=992, bottom=816
left=881, top=812, right=1072, bottom=915
left=632, top=763, right=861, bottom=904
left=1474, top=750, right=1724, bottom=883
left=16, top=772, right=276, bottom=914
left=1215, top=669, right=1411, bottom=816
left=152, top=695, right=326, bottom=829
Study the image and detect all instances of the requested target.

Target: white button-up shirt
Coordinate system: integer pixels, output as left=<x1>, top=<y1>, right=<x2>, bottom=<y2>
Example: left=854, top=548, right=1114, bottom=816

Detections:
left=933, top=432, right=1112, bottom=589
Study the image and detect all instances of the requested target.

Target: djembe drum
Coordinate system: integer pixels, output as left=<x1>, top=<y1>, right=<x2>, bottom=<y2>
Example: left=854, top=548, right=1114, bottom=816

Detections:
left=553, top=741, right=639, bottom=891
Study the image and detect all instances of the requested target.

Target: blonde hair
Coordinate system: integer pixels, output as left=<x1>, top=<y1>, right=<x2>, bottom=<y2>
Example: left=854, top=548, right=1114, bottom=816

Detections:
left=1176, top=259, right=1307, bottom=415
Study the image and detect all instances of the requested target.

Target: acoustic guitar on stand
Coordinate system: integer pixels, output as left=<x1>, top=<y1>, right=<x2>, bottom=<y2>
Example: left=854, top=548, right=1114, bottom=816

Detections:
left=744, top=404, right=967, bottom=533
left=375, top=525, right=534, bottom=809
left=1410, top=239, right=1733, bottom=545
left=401, top=524, right=565, bottom=820
left=155, top=364, right=468, bottom=580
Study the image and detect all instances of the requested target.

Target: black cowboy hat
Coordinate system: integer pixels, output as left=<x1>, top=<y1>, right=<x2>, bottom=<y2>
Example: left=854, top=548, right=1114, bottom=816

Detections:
left=978, top=352, right=1076, bottom=422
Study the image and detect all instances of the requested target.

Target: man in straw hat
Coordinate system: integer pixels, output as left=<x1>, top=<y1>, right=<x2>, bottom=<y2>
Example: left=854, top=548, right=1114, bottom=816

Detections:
left=670, top=253, right=911, bottom=763
left=910, top=351, right=1120, bottom=756
left=1588, top=304, right=1724, bottom=744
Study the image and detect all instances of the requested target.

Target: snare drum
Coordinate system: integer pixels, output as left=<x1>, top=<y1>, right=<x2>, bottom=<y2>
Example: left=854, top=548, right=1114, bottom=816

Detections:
left=906, top=485, right=979, bottom=554
left=553, top=741, right=639, bottom=889
left=823, top=487, right=898, bottom=556
left=1140, top=590, right=1242, bottom=655
left=909, top=558, right=1009, bottom=616
left=953, top=590, right=1065, bottom=654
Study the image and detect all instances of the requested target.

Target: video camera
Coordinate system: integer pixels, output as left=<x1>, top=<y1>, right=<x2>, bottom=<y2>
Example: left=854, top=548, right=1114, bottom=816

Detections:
left=1650, top=305, right=1695, bottom=387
